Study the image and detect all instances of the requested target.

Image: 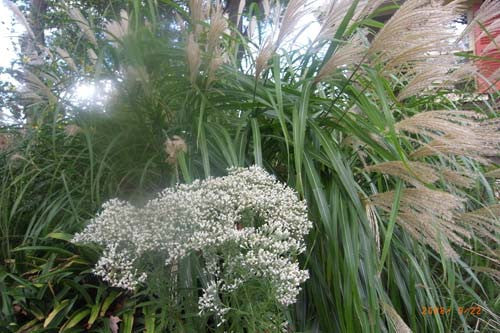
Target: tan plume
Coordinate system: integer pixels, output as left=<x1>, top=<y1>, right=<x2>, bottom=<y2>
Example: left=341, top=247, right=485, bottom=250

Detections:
left=395, top=110, right=499, bottom=163
left=207, top=47, right=225, bottom=86
left=370, top=187, right=469, bottom=259
left=439, top=168, right=475, bottom=189
left=236, top=0, right=246, bottom=28
left=87, top=49, right=98, bottom=64
left=248, top=16, right=257, bottom=39
left=316, top=32, right=368, bottom=82
left=255, top=0, right=306, bottom=78
left=64, top=124, right=82, bottom=137
left=456, top=204, right=500, bottom=247
left=104, top=10, right=129, bottom=42
left=276, top=0, right=306, bottom=45
left=370, top=0, right=466, bottom=69
left=55, top=47, right=78, bottom=72
left=364, top=161, right=439, bottom=186
left=207, top=2, right=227, bottom=52
left=397, top=59, right=476, bottom=101
left=68, top=8, right=97, bottom=47
left=382, top=303, right=412, bottom=333
left=315, top=0, right=385, bottom=42
left=460, top=0, right=500, bottom=40
left=395, top=110, right=482, bottom=139
left=189, top=0, right=204, bottom=37
left=255, top=37, right=276, bottom=78
left=3, top=0, right=35, bottom=39
left=364, top=199, right=380, bottom=254
left=186, top=33, right=201, bottom=84
left=165, top=136, right=188, bottom=165
left=23, top=70, right=57, bottom=103
left=369, top=0, right=468, bottom=98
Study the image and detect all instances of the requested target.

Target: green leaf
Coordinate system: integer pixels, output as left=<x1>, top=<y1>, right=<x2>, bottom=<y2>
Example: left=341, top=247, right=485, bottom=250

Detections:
left=44, top=299, right=70, bottom=328
left=45, top=232, right=73, bottom=242
left=12, top=246, right=74, bottom=257
left=121, top=311, right=134, bottom=333
left=250, top=118, right=262, bottom=167
left=144, top=306, right=155, bottom=332
left=60, top=308, right=91, bottom=331
left=88, top=302, right=101, bottom=326
left=379, top=181, right=403, bottom=271
left=100, top=291, right=121, bottom=317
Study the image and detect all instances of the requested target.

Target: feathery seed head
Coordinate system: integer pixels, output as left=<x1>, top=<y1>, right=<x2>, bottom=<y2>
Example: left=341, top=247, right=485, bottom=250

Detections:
left=165, top=136, right=188, bottom=164
left=370, top=187, right=468, bottom=259
left=187, top=33, right=201, bottom=84
left=104, top=10, right=129, bottom=42
left=68, top=8, right=98, bottom=46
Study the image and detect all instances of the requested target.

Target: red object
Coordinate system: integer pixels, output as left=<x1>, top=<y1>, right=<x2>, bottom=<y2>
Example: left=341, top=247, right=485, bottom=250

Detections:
left=473, top=1, right=500, bottom=93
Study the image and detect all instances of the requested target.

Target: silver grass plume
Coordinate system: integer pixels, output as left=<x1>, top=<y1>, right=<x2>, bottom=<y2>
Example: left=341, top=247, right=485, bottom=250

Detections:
left=55, top=47, right=78, bottom=72
left=382, top=303, right=412, bottom=333
left=0, top=133, right=13, bottom=151
left=187, top=33, right=201, bottom=84
left=315, top=31, right=368, bottom=81
left=364, top=161, right=439, bottom=186
left=395, top=110, right=499, bottom=164
left=23, top=70, right=57, bottom=103
left=315, top=0, right=385, bottom=42
left=205, top=2, right=227, bottom=84
left=236, top=0, right=246, bottom=28
left=365, top=159, right=476, bottom=188
left=456, top=205, right=500, bottom=251
left=255, top=0, right=306, bottom=78
left=207, top=47, right=224, bottom=86
left=364, top=199, right=380, bottom=254
left=439, top=168, right=475, bottom=189
left=165, top=135, right=188, bottom=165
left=475, top=267, right=500, bottom=285
left=397, top=59, right=476, bottom=101
left=104, top=10, right=129, bottom=42
left=460, top=0, right=500, bottom=40
left=248, top=15, right=257, bottom=39
left=276, top=0, right=306, bottom=45
left=189, top=0, right=205, bottom=38
left=255, top=36, right=276, bottom=78
left=262, top=0, right=271, bottom=19
left=369, top=0, right=468, bottom=99
left=206, top=1, right=227, bottom=52
left=370, top=187, right=469, bottom=259
left=67, top=8, right=98, bottom=47
left=364, top=160, right=476, bottom=188
left=395, top=110, right=482, bottom=140
left=87, top=49, right=98, bottom=64
left=410, top=122, right=500, bottom=164
left=3, top=0, right=36, bottom=40
left=370, top=0, right=466, bottom=68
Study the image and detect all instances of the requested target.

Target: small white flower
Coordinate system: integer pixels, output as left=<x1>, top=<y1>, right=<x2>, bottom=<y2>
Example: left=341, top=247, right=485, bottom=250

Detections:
left=73, top=166, right=312, bottom=323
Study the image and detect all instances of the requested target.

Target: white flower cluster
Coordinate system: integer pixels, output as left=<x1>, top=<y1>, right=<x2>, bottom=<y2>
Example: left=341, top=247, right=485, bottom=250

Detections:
left=73, top=166, right=312, bottom=318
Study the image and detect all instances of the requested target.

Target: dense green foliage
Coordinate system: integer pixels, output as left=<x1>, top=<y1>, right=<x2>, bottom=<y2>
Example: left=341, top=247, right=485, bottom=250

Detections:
left=0, top=0, right=499, bottom=332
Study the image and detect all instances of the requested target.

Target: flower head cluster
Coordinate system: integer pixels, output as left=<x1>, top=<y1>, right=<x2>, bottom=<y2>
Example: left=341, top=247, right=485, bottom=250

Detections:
left=73, top=166, right=312, bottom=318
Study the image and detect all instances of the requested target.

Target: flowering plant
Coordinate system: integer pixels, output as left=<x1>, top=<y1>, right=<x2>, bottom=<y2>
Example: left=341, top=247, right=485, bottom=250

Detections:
left=73, top=166, right=312, bottom=322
